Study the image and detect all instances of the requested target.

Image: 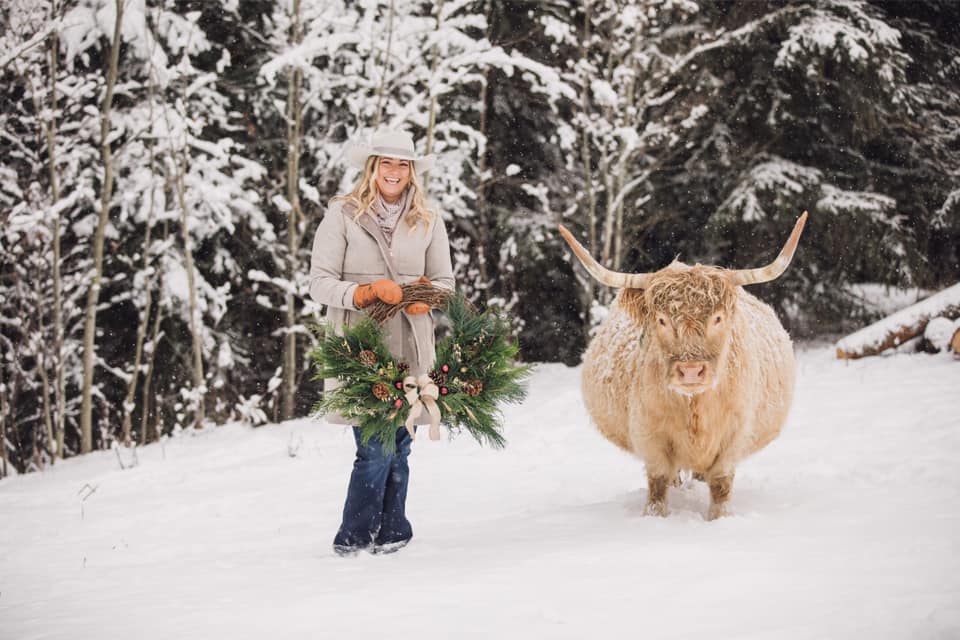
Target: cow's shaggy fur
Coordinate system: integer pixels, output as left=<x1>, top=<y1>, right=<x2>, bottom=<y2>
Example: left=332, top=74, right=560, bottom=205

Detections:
left=581, top=263, right=796, bottom=520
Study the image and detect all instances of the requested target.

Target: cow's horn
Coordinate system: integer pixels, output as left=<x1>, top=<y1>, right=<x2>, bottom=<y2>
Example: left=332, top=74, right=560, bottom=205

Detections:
left=728, top=211, right=808, bottom=287
left=558, top=225, right=652, bottom=289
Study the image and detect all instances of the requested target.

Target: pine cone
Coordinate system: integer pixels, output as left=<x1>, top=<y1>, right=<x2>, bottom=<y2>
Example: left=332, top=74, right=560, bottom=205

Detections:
left=463, top=379, right=484, bottom=397
left=429, top=370, right=447, bottom=386
left=372, top=382, right=391, bottom=400
left=358, top=350, right=377, bottom=366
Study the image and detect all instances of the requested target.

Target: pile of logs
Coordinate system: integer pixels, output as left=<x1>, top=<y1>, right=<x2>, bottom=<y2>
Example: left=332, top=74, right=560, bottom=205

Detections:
left=835, top=283, right=960, bottom=359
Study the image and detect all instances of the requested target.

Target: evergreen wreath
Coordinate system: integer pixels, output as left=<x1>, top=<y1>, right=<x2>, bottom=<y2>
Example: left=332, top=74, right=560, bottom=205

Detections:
left=310, top=288, right=531, bottom=451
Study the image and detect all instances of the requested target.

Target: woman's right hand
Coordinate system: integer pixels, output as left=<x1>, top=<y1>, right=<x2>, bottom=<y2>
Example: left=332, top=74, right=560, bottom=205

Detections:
left=353, top=279, right=403, bottom=308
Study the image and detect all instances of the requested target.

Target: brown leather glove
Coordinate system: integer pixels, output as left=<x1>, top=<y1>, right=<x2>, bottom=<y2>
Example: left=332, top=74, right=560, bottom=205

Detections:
left=405, top=276, right=432, bottom=315
left=353, top=279, right=403, bottom=308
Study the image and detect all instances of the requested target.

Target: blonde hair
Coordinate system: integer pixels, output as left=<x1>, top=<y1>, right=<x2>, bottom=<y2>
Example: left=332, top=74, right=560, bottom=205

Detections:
left=334, top=156, right=435, bottom=232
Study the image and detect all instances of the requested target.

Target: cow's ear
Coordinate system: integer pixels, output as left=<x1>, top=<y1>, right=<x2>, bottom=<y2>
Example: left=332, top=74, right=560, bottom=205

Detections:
left=619, top=288, right=648, bottom=324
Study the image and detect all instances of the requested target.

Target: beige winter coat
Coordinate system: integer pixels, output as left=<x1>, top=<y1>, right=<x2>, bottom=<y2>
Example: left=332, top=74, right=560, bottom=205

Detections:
left=309, top=196, right=455, bottom=425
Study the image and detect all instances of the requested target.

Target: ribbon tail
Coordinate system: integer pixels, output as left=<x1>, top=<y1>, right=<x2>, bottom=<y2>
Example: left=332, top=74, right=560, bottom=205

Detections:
left=404, top=400, right=421, bottom=439
left=425, top=399, right=442, bottom=441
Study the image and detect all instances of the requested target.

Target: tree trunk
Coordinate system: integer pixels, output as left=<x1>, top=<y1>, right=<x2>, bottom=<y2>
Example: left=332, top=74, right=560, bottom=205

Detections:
left=0, top=361, right=7, bottom=478
left=475, top=0, right=493, bottom=299
left=835, top=283, right=960, bottom=359
left=173, top=165, right=206, bottom=429
left=121, top=223, right=154, bottom=444
left=80, top=0, right=124, bottom=453
left=140, top=272, right=165, bottom=445
left=48, top=12, right=66, bottom=460
left=122, top=64, right=162, bottom=444
left=158, top=76, right=207, bottom=430
left=578, top=0, right=596, bottom=329
left=476, top=69, right=491, bottom=295
left=23, top=72, right=56, bottom=463
left=422, top=0, right=443, bottom=194
left=38, top=343, right=53, bottom=463
left=598, top=153, right=615, bottom=306
left=372, top=0, right=395, bottom=129
left=281, top=0, right=304, bottom=422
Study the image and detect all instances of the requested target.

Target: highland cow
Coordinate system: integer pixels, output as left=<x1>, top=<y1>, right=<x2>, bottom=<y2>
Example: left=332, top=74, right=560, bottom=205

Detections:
left=559, top=213, right=807, bottom=519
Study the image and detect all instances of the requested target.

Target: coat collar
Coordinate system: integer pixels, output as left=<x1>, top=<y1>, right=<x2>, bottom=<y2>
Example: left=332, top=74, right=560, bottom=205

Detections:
left=341, top=200, right=400, bottom=281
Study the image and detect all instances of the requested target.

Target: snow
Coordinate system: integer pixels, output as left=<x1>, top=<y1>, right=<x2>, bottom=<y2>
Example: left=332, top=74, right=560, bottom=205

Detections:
left=817, top=184, right=896, bottom=222
left=2, top=346, right=959, bottom=639
left=846, top=283, right=933, bottom=316
left=925, top=317, right=960, bottom=352
left=775, top=4, right=902, bottom=69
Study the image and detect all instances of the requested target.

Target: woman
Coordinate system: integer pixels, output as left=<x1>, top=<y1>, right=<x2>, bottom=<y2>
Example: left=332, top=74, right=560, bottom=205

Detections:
left=309, top=129, right=455, bottom=556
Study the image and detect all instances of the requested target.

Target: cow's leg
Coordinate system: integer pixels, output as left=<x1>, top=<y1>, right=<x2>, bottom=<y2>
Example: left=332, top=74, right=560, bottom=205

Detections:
left=634, top=430, right=677, bottom=516
left=642, top=442, right=677, bottom=516
left=705, top=470, right=735, bottom=521
left=643, top=471, right=671, bottom=516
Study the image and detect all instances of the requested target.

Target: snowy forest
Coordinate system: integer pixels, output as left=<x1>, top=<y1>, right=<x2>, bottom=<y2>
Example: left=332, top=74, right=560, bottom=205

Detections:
left=2, top=0, right=958, bottom=475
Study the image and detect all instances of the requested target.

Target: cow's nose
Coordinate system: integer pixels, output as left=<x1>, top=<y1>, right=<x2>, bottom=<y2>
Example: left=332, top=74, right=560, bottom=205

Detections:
left=676, top=362, right=707, bottom=384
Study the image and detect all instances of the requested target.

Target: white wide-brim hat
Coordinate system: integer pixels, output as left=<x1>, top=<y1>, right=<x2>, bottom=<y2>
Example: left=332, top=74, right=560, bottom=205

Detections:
left=344, top=129, right=435, bottom=175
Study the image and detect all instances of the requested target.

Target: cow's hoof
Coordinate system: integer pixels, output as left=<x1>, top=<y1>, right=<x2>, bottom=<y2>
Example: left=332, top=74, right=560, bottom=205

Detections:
left=706, top=503, right=729, bottom=521
left=643, top=501, right=668, bottom=517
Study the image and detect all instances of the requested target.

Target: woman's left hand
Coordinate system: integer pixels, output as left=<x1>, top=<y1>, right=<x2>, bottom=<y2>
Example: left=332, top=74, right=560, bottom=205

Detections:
left=405, top=276, right=432, bottom=314
left=405, top=302, right=431, bottom=315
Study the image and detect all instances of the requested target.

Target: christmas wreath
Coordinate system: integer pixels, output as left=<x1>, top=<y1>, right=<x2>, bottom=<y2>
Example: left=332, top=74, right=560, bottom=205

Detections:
left=310, top=285, right=531, bottom=451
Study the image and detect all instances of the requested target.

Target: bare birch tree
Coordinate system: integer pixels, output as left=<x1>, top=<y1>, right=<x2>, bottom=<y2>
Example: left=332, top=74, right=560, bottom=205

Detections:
left=575, top=0, right=598, bottom=324
left=0, top=356, right=7, bottom=478
left=372, top=0, right=395, bottom=130
left=120, top=201, right=158, bottom=444
left=120, top=27, right=166, bottom=445
left=79, top=0, right=124, bottom=453
left=140, top=224, right=168, bottom=445
left=166, top=132, right=207, bottom=430
left=280, top=0, right=304, bottom=422
left=420, top=0, right=444, bottom=194
left=47, top=4, right=67, bottom=459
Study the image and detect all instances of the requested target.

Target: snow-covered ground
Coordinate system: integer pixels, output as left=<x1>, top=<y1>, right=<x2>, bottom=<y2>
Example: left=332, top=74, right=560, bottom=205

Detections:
left=2, top=345, right=959, bottom=640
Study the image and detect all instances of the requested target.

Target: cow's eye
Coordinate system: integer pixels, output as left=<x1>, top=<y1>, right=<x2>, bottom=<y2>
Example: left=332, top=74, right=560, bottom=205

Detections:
left=713, top=314, right=723, bottom=325
left=657, top=317, right=667, bottom=327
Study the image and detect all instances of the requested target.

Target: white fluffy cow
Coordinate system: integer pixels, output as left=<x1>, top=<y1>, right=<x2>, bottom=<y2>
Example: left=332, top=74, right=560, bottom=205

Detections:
left=559, top=213, right=807, bottom=519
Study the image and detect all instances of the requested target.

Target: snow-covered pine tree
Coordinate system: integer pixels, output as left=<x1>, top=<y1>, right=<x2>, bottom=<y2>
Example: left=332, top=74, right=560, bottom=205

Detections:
left=1, top=0, right=100, bottom=464
left=630, top=0, right=960, bottom=333
left=144, top=5, right=268, bottom=431
left=443, top=0, right=579, bottom=362
left=355, top=0, right=572, bottom=317
left=530, top=0, right=700, bottom=340
left=252, top=0, right=364, bottom=421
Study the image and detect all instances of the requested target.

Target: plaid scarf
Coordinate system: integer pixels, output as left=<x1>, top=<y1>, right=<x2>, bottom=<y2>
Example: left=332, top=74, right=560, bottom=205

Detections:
left=374, top=190, right=408, bottom=247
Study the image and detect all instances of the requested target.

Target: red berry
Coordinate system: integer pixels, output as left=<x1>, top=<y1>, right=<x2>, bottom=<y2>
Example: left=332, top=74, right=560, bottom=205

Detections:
left=395, top=381, right=403, bottom=389
left=394, top=399, right=403, bottom=407
left=440, top=387, right=449, bottom=395
left=441, top=364, right=449, bottom=372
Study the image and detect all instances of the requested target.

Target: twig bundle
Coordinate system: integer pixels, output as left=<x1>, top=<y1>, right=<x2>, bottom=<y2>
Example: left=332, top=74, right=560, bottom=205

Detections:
left=366, top=283, right=457, bottom=324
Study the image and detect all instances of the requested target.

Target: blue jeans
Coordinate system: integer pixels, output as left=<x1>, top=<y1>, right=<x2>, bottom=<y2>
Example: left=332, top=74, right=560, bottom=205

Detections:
left=333, top=427, right=413, bottom=551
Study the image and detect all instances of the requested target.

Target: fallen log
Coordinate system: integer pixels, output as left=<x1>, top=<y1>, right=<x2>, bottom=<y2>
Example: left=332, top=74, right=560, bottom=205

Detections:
left=835, top=282, right=960, bottom=359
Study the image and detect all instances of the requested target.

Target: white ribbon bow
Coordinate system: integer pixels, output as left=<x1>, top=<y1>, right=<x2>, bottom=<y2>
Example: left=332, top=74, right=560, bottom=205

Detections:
left=403, top=374, right=442, bottom=440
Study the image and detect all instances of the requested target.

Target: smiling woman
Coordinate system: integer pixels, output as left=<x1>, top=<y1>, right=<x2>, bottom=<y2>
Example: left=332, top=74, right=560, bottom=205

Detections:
left=308, top=129, right=455, bottom=556
left=376, top=157, right=410, bottom=202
